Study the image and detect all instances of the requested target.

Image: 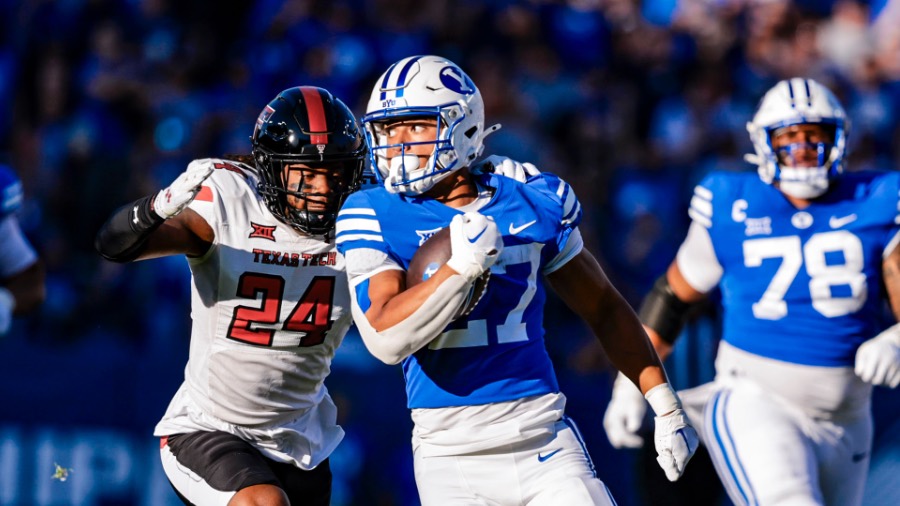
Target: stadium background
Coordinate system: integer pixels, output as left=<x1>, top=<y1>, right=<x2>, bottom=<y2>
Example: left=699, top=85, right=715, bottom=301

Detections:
left=0, top=0, right=899, bottom=504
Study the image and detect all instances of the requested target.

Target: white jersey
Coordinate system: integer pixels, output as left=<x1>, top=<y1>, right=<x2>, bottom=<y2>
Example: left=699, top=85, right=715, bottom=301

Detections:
left=153, top=159, right=352, bottom=470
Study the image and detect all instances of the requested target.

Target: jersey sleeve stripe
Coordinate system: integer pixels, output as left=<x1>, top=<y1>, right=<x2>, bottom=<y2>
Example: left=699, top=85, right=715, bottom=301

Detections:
left=689, top=195, right=713, bottom=219
left=336, top=218, right=381, bottom=233
left=555, top=180, right=568, bottom=200
left=688, top=208, right=712, bottom=228
left=694, top=185, right=713, bottom=201
left=338, top=207, right=376, bottom=216
left=555, top=181, right=579, bottom=217
left=336, top=233, right=384, bottom=244
left=562, top=201, right=581, bottom=226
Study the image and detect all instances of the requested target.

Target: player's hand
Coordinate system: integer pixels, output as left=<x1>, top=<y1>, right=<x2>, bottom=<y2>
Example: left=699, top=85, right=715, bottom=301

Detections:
left=653, top=408, right=699, bottom=481
left=0, top=288, right=13, bottom=336
left=472, top=155, right=539, bottom=183
left=603, top=372, right=647, bottom=448
left=153, top=159, right=215, bottom=219
left=855, top=325, right=900, bottom=388
left=446, top=212, right=503, bottom=282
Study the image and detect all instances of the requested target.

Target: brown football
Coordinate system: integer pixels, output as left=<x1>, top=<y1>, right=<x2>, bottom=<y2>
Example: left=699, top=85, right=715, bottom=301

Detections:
left=406, top=226, right=490, bottom=320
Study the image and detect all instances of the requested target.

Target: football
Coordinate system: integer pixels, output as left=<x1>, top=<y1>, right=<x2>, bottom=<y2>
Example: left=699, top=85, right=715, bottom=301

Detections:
left=406, top=226, right=490, bottom=320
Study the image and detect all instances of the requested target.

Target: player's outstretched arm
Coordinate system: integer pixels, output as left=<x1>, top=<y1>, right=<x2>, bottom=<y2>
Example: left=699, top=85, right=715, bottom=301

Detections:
left=95, top=159, right=215, bottom=262
left=547, top=249, right=699, bottom=481
left=855, top=243, right=900, bottom=388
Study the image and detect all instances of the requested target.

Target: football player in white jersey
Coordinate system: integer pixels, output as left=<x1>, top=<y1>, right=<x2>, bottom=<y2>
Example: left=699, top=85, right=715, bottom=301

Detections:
left=335, top=55, right=699, bottom=505
left=603, top=78, right=900, bottom=506
left=0, top=164, right=45, bottom=336
left=95, top=86, right=366, bottom=506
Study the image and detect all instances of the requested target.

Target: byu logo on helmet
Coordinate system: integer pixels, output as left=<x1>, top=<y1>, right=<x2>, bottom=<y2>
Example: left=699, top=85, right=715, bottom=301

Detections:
left=363, top=55, right=495, bottom=196
left=439, top=66, right=475, bottom=95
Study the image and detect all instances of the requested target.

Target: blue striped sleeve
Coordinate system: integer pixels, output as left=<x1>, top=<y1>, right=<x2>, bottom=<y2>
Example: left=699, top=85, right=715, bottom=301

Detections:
left=335, top=194, right=388, bottom=254
left=688, top=183, right=713, bottom=229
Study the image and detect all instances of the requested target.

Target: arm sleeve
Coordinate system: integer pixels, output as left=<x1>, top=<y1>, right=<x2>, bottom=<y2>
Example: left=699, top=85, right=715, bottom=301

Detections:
left=94, top=195, right=164, bottom=263
left=343, top=246, right=476, bottom=364
left=349, top=272, right=474, bottom=365
left=0, top=216, right=38, bottom=278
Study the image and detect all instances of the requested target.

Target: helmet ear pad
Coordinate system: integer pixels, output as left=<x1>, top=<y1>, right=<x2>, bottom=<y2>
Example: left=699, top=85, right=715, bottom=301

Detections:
left=251, top=86, right=367, bottom=235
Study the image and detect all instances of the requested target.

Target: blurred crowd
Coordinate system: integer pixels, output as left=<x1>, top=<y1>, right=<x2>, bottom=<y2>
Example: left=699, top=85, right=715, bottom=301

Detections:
left=3, top=0, right=900, bottom=338
left=1, top=0, right=899, bottom=504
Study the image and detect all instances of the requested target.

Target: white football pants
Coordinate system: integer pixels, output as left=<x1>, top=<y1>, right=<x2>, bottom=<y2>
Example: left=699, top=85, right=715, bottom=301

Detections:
left=413, top=418, right=616, bottom=506
left=701, top=380, right=872, bottom=506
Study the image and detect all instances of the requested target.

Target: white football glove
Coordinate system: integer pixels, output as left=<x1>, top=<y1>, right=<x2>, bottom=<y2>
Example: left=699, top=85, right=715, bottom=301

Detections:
left=603, top=372, right=648, bottom=448
left=472, top=155, right=540, bottom=183
left=446, top=212, right=503, bottom=282
left=646, top=383, right=699, bottom=482
left=153, top=158, right=216, bottom=219
left=0, top=287, right=14, bottom=336
left=855, top=323, right=900, bottom=388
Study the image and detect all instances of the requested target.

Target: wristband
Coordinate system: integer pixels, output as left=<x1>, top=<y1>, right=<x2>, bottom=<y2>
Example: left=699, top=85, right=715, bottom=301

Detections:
left=644, top=383, right=681, bottom=416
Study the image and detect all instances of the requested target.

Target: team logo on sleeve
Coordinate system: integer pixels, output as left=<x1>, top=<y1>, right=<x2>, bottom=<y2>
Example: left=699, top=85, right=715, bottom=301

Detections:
left=249, top=222, right=277, bottom=241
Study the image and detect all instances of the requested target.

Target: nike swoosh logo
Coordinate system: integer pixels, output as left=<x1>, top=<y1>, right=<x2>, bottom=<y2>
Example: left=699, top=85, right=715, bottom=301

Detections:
left=509, top=220, right=537, bottom=235
left=537, top=448, right=562, bottom=462
left=829, top=214, right=857, bottom=228
left=467, top=226, right=488, bottom=243
left=852, top=452, right=867, bottom=463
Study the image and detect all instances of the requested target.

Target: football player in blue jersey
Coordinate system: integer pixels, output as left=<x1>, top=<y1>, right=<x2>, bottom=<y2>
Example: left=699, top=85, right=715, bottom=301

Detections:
left=335, top=55, right=699, bottom=505
left=0, top=164, right=45, bottom=337
left=603, top=78, right=900, bottom=506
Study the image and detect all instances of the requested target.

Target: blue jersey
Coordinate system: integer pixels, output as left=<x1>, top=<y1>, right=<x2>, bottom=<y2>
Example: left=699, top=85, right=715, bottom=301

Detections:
left=691, top=171, right=900, bottom=367
left=0, top=165, right=23, bottom=221
left=336, top=173, right=582, bottom=409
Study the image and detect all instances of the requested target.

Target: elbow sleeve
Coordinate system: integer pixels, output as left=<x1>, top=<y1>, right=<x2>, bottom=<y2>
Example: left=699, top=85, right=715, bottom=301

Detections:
left=95, top=196, right=164, bottom=262
left=637, top=274, right=694, bottom=344
left=352, top=274, right=472, bottom=364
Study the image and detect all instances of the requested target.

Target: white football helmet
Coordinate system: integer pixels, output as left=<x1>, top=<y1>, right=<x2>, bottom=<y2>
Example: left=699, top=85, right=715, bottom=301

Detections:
left=745, top=78, right=848, bottom=199
left=362, top=55, right=499, bottom=195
